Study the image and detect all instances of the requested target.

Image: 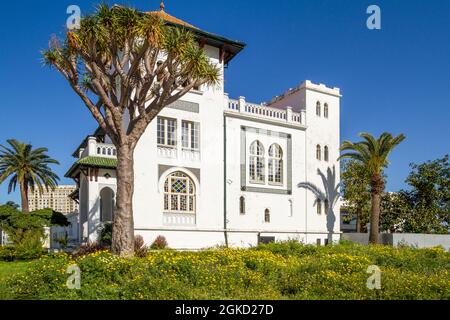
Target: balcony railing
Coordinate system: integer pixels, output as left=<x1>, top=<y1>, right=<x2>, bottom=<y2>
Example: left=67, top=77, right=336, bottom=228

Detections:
left=225, top=96, right=306, bottom=126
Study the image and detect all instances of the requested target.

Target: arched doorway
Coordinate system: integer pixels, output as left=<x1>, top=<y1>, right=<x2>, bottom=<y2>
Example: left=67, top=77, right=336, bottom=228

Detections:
left=100, top=187, right=115, bottom=223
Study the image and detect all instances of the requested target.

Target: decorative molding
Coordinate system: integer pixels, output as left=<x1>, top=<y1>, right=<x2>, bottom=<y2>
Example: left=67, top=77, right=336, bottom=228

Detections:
left=240, top=126, right=293, bottom=195
left=158, top=165, right=201, bottom=183
left=167, top=100, right=200, bottom=113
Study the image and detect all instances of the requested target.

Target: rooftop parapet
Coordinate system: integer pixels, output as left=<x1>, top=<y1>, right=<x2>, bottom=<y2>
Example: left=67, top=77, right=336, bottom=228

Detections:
left=268, top=80, right=342, bottom=106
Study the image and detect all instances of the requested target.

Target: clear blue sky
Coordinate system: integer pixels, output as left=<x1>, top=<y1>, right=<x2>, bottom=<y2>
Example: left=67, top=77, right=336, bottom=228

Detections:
left=1, top=0, right=449, bottom=204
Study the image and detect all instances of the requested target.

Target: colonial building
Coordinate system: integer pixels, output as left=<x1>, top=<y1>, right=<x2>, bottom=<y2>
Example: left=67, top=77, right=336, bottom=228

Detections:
left=66, top=5, right=342, bottom=250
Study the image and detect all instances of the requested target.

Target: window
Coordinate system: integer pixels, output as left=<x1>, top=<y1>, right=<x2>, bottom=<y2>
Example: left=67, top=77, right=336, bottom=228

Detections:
left=316, top=145, right=322, bottom=161
left=239, top=196, right=246, bottom=215
left=316, top=102, right=321, bottom=117
left=182, top=121, right=200, bottom=151
left=157, top=117, right=177, bottom=147
left=317, top=199, right=322, bottom=215
left=324, top=146, right=329, bottom=162
left=324, top=199, right=330, bottom=214
left=164, top=172, right=196, bottom=214
left=324, top=103, right=329, bottom=118
left=265, top=209, right=271, bottom=223
left=249, top=141, right=265, bottom=184
left=268, top=144, right=283, bottom=185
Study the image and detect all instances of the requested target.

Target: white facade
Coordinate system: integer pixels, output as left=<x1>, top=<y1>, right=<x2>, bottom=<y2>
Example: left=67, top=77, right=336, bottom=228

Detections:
left=66, top=11, right=342, bottom=250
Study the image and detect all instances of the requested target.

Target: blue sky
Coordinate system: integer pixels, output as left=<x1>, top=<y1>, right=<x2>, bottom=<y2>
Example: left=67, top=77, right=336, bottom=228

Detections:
left=0, top=0, right=449, bottom=204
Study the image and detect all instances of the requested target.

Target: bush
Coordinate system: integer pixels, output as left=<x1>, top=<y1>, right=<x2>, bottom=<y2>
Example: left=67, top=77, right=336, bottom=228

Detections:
left=0, top=246, right=16, bottom=262
left=150, top=236, right=168, bottom=250
left=134, top=235, right=148, bottom=258
left=72, top=243, right=107, bottom=259
left=99, top=223, right=113, bottom=248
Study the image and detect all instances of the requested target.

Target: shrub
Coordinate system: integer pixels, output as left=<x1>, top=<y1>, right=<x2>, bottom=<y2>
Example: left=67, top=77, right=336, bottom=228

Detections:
left=12, top=230, right=46, bottom=260
left=99, top=223, right=113, bottom=248
left=72, top=243, right=107, bottom=259
left=0, top=246, right=16, bottom=262
left=134, top=235, right=148, bottom=258
left=150, top=236, right=168, bottom=250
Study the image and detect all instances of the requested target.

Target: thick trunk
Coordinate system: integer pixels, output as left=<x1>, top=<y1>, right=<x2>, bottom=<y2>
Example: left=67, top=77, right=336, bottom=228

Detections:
left=112, top=144, right=135, bottom=256
left=369, top=174, right=384, bottom=244
left=20, top=182, right=29, bottom=213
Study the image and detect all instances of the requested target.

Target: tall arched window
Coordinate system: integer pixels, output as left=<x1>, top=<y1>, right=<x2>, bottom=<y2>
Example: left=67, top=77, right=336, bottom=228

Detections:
left=268, top=144, right=283, bottom=184
left=324, top=103, right=329, bottom=118
left=164, top=172, right=196, bottom=214
left=316, top=145, right=322, bottom=161
left=239, top=196, right=246, bottom=215
left=265, top=209, right=271, bottom=223
left=324, top=146, right=329, bottom=162
left=316, top=101, right=321, bottom=117
left=317, top=199, right=322, bottom=215
left=249, top=141, right=265, bottom=184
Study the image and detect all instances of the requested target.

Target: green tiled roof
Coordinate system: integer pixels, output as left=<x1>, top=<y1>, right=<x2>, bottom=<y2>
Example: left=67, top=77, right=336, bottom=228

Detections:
left=65, top=156, right=117, bottom=178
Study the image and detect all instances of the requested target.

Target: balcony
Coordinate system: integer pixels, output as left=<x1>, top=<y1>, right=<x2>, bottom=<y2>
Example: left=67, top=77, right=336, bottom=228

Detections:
left=80, top=137, right=117, bottom=159
left=225, top=95, right=306, bottom=127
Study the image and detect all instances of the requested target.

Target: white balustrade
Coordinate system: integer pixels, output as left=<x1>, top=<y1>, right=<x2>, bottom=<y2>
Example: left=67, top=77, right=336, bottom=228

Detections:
left=158, top=146, right=178, bottom=159
left=226, top=98, right=304, bottom=125
left=96, top=143, right=117, bottom=158
left=164, top=213, right=196, bottom=226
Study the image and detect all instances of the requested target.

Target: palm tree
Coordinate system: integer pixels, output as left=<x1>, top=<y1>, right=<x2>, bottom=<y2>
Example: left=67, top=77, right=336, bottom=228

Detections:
left=0, top=139, right=60, bottom=213
left=339, top=133, right=405, bottom=244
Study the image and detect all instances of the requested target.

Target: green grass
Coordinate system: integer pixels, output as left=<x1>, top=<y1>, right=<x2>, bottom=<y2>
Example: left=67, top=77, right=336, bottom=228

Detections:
left=0, top=261, right=33, bottom=300
left=1, top=242, right=449, bottom=300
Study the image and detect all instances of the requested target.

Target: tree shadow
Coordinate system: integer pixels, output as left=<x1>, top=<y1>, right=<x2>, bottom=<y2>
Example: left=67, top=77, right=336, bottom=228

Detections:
left=298, top=166, right=340, bottom=243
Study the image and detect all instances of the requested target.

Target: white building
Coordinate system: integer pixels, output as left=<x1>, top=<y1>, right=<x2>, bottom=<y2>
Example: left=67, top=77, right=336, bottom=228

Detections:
left=66, top=7, right=342, bottom=250
left=27, top=186, right=80, bottom=249
left=28, top=185, right=79, bottom=214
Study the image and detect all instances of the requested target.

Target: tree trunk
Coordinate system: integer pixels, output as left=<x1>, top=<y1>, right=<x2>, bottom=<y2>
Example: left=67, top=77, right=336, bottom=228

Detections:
left=356, top=208, right=363, bottom=233
left=369, top=174, right=384, bottom=244
left=20, top=181, right=29, bottom=213
left=112, top=144, right=135, bottom=256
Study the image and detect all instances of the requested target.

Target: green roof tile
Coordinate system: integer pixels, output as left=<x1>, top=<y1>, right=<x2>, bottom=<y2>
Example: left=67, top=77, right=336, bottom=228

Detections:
left=65, top=156, right=117, bottom=178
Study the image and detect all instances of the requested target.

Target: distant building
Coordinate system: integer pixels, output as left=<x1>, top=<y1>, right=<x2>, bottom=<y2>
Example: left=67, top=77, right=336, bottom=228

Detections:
left=28, top=185, right=78, bottom=214
left=28, top=185, right=80, bottom=250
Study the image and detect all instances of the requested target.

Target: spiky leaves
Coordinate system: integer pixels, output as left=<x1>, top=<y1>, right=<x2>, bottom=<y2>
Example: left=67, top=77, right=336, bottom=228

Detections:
left=42, top=4, right=220, bottom=146
left=339, top=132, right=405, bottom=243
left=42, top=4, right=220, bottom=255
left=0, top=140, right=60, bottom=213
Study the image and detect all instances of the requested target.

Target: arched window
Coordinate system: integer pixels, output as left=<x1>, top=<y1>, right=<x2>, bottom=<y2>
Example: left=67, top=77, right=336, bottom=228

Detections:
left=324, top=199, right=330, bottom=215
left=324, top=146, right=329, bottom=162
left=268, top=144, right=283, bottom=184
left=100, top=187, right=115, bottom=223
left=324, top=103, right=329, bottom=118
left=317, top=199, right=322, bottom=215
left=164, top=172, right=196, bottom=214
left=249, top=141, right=265, bottom=184
left=316, top=102, right=321, bottom=117
left=265, top=209, right=271, bottom=223
left=239, top=196, right=246, bottom=215
left=316, top=145, right=322, bottom=161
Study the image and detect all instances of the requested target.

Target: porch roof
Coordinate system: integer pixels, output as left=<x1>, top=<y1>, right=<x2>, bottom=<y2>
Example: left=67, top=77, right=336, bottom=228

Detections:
left=65, top=156, right=118, bottom=178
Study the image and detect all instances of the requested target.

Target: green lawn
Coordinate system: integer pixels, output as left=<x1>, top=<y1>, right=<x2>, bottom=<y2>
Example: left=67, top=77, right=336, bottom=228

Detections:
left=2, top=242, right=449, bottom=300
left=0, top=261, right=33, bottom=300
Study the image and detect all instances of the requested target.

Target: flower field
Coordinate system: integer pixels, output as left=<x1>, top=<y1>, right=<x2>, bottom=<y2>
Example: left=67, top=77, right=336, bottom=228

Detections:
left=0, top=241, right=449, bottom=300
